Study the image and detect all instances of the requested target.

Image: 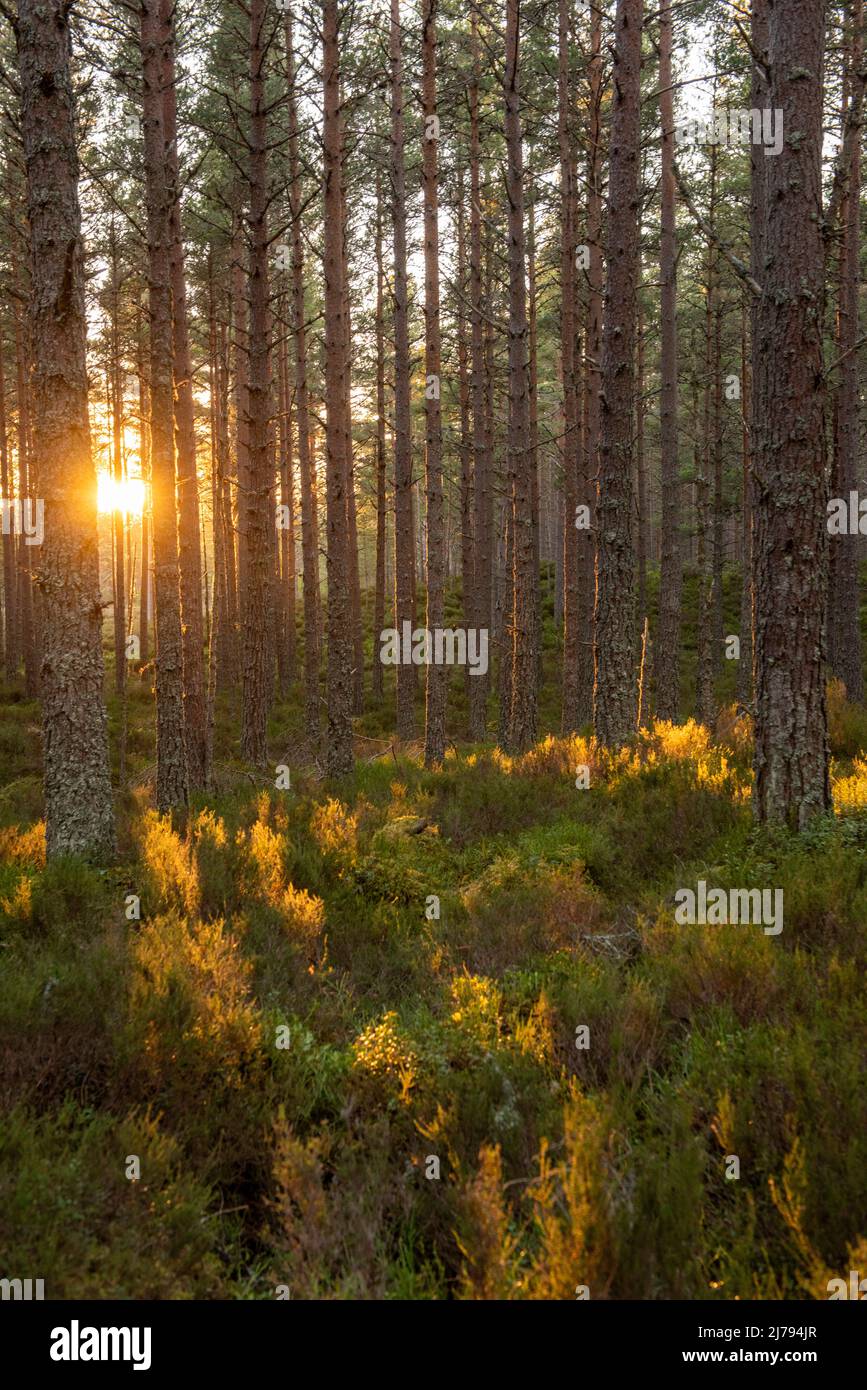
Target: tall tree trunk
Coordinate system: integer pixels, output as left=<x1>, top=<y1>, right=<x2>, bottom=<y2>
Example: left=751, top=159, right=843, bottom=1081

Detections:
left=580, top=0, right=603, bottom=724
left=390, top=0, right=415, bottom=741
left=503, top=0, right=537, bottom=753
left=285, top=8, right=320, bottom=735
left=341, top=218, right=364, bottom=715
left=277, top=299, right=297, bottom=692
left=107, top=226, right=126, bottom=701
left=753, top=0, right=830, bottom=827
left=593, top=0, right=641, bottom=746
left=696, top=172, right=717, bottom=729
left=829, top=0, right=864, bottom=701
left=107, top=237, right=127, bottom=791
left=737, top=304, right=752, bottom=708
left=337, top=152, right=364, bottom=717
left=208, top=253, right=232, bottom=692
left=527, top=155, right=542, bottom=675
left=635, top=285, right=648, bottom=635
left=337, top=138, right=363, bottom=714
left=695, top=416, right=715, bottom=724
left=743, top=0, right=769, bottom=715
left=457, top=165, right=474, bottom=707
left=231, top=196, right=248, bottom=654
left=140, top=0, right=188, bottom=810
left=711, top=262, right=724, bottom=681
left=422, top=0, right=445, bottom=766
left=15, top=308, right=38, bottom=696
left=322, top=0, right=354, bottom=775
left=162, top=0, right=207, bottom=788
left=16, top=0, right=115, bottom=856
left=560, top=0, right=581, bottom=732
left=241, top=0, right=272, bottom=768
left=219, top=307, right=238, bottom=683
left=497, top=502, right=514, bottom=748
left=653, top=0, right=681, bottom=720
left=468, top=14, right=490, bottom=739
left=0, top=328, right=18, bottom=678
left=373, top=167, right=388, bottom=702
left=136, top=301, right=151, bottom=668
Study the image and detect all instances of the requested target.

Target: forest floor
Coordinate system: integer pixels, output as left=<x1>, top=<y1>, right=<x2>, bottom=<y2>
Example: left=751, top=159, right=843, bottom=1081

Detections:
left=1, top=571, right=866, bottom=1299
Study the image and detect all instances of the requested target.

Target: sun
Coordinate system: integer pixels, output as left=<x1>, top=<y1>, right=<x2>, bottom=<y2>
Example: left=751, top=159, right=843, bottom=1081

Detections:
left=97, top=472, right=145, bottom=517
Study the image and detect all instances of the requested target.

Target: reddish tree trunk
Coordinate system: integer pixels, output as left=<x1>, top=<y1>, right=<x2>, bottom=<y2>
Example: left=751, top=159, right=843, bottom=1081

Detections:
left=829, top=0, right=864, bottom=701
left=140, top=0, right=188, bottom=809
left=593, top=0, right=642, bottom=746
left=373, top=168, right=387, bottom=702
left=285, top=8, right=321, bottom=735
left=503, top=0, right=538, bottom=753
left=240, top=0, right=273, bottom=768
left=390, top=0, right=415, bottom=741
left=559, top=0, right=581, bottom=732
left=422, top=0, right=445, bottom=766
left=17, top=0, right=115, bottom=855
left=653, top=0, right=681, bottom=720
left=322, top=0, right=354, bottom=775
left=752, top=0, right=830, bottom=827
left=162, top=0, right=207, bottom=787
left=468, top=15, right=490, bottom=738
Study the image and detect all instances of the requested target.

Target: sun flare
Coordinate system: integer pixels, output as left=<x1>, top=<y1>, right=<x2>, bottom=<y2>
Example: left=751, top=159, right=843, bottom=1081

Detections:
left=97, top=472, right=145, bottom=517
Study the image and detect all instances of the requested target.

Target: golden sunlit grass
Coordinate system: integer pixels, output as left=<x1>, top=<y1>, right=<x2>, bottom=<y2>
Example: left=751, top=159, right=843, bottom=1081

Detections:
left=309, top=797, right=358, bottom=862
left=0, top=821, right=46, bottom=868
left=139, top=809, right=200, bottom=917
left=352, top=1010, right=419, bottom=1086
left=2, top=681, right=867, bottom=1299
left=492, top=719, right=751, bottom=802
left=241, top=816, right=326, bottom=958
left=132, top=911, right=262, bottom=1085
left=831, top=757, right=867, bottom=814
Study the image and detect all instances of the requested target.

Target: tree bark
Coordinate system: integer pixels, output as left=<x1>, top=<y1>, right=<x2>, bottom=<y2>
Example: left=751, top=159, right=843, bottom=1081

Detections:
left=240, top=0, right=273, bottom=768
left=753, top=0, right=830, bottom=827
left=162, top=0, right=207, bottom=788
left=373, top=165, right=387, bottom=702
left=593, top=0, right=641, bottom=746
left=829, top=0, right=864, bottom=701
left=468, top=13, right=490, bottom=739
left=277, top=297, right=297, bottom=693
left=285, top=7, right=321, bottom=736
left=390, top=0, right=415, bottom=741
left=422, top=0, right=446, bottom=766
left=322, top=0, right=354, bottom=775
left=16, top=0, right=115, bottom=856
left=580, top=0, right=603, bottom=725
left=560, top=0, right=581, bottom=732
left=136, top=300, right=151, bottom=668
left=1, top=322, right=18, bottom=678
left=140, top=0, right=188, bottom=810
left=107, top=225, right=126, bottom=702
left=742, top=0, right=769, bottom=713
left=503, top=0, right=538, bottom=753
left=653, top=0, right=681, bottom=721
left=15, top=307, right=38, bottom=696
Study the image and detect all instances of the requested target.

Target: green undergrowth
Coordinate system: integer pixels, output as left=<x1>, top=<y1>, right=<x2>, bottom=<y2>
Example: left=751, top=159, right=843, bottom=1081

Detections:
left=0, top=673, right=865, bottom=1299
